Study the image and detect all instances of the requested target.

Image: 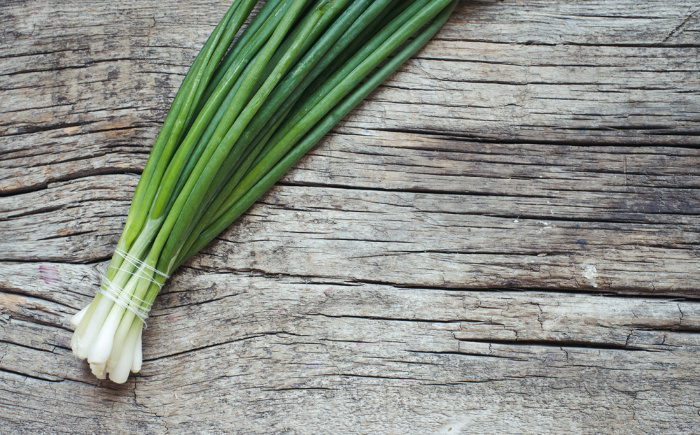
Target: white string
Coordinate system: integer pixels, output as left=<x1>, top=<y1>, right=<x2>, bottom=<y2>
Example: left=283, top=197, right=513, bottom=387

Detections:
left=97, top=249, right=170, bottom=324
left=114, top=248, right=170, bottom=279
left=99, top=278, right=152, bottom=323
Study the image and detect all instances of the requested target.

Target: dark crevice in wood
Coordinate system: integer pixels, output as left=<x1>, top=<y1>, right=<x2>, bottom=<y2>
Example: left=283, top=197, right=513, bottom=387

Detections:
left=357, top=138, right=700, bottom=158
left=349, top=279, right=700, bottom=300
left=0, top=287, right=82, bottom=311
left=369, top=127, right=700, bottom=148
left=0, top=256, right=110, bottom=266
left=333, top=373, right=425, bottom=382
left=0, top=120, right=99, bottom=137
left=381, top=358, right=441, bottom=366
left=0, top=367, right=63, bottom=383
left=0, top=57, right=146, bottom=77
left=0, top=47, right=90, bottom=60
left=0, top=339, right=62, bottom=356
left=266, top=386, right=338, bottom=392
left=454, top=337, right=660, bottom=352
left=151, top=291, right=243, bottom=311
left=0, top=169, right=142, bottom=197
left=37, top=229, right=97, bottom=241
left=636, top=326, right=700, bottom=335
left=308, top=312, right=481, bottom=325
left=275, top=180, right=553, bottom=200
left=598, top=293, right=700, bottom=303
left=407, top=349, right=527, bottom=361
left=142, top=332, right=302, bottom=363
left=432, top=37, right=700, bottom=49
left=4, top=310, right=74, bottom=332
left=2, top=204, right=65, bottom=220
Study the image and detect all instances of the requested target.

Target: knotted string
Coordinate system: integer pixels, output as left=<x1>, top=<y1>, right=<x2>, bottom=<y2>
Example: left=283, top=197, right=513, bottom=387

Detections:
left=97, top=248, right=170, bottom=324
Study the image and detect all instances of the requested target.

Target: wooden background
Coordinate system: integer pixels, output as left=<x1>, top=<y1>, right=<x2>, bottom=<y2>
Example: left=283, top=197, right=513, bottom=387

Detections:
left=2, top=0, right=699, bottom=433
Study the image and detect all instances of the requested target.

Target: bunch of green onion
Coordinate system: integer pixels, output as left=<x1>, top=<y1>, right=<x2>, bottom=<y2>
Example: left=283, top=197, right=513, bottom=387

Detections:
left=70, top=0, right=457, bottom=383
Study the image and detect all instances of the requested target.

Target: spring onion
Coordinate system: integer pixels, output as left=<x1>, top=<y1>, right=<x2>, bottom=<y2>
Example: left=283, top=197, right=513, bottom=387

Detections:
left=70, top=0, right=458, bottom=383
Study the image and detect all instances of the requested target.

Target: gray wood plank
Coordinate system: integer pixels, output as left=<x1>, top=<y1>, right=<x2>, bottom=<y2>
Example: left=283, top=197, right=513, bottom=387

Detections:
left=1, top=0, right=699, bottom=433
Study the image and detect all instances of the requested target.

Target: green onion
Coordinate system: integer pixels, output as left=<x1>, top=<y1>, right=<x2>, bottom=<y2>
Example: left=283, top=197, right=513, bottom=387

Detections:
left=70, top=0, right=458, bottom=383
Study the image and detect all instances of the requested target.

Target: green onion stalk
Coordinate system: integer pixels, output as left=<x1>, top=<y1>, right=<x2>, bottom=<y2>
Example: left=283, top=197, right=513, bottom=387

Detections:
left=70, top=0, right=458, bottom=383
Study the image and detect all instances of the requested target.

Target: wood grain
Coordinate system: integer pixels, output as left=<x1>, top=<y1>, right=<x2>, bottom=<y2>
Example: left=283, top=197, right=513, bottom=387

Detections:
left=1, top=0, right=699, bottom=433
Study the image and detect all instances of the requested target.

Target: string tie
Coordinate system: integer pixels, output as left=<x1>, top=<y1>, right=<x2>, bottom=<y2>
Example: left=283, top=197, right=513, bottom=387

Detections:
left=97, top=249, right=170, bottom=324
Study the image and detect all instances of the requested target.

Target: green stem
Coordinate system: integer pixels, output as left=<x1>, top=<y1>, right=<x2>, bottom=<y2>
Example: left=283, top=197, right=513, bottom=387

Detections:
left=149, top=0, right=315, bottom=274
left=179, top=0, right=458, bottom=265
left=120, top=1, right=242, bottom=246
left=197, top=0, right=289, bottom=112
left=172, top=0, right=380, bottom=267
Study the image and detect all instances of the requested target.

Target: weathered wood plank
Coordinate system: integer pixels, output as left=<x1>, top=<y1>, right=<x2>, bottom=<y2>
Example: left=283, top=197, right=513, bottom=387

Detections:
left=2, top=264, right=700, bottom=433
left=3, top=142, right=698, bottom=296
left=444, top=0, right=700, bottom=46
left=1, top=0, right=699, bottom=433
left=2, top=1, right=699, bottom=193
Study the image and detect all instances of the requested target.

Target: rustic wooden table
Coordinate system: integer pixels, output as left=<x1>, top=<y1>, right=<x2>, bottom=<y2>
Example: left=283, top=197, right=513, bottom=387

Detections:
left=2, top=0, right=699, bottom=433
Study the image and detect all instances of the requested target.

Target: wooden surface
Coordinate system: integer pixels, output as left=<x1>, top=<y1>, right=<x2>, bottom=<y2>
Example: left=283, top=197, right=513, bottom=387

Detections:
left=2, top=0, right=699, bottom=433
